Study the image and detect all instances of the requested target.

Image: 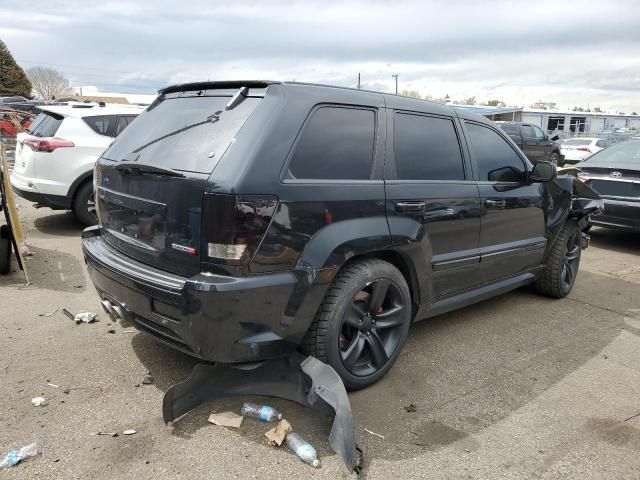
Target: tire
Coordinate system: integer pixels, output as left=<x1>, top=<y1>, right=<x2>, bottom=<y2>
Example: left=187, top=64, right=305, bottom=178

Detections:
left=549, top=152, right=560, bottom=166
left=72, top=181, right=97, bottom=227
left=302, top=258, right=412, bottom=390
left=0, top=225, right=11, bottom=275
left=534, top=221, right=581, bottom=298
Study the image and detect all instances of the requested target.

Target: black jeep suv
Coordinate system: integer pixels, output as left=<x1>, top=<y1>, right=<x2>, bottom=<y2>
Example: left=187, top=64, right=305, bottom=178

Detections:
left=82, top=81, right=602, bottom=389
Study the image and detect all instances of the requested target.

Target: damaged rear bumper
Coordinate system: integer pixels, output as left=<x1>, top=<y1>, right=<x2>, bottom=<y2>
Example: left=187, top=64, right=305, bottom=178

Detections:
left=81, top=226, right=313, bottom=363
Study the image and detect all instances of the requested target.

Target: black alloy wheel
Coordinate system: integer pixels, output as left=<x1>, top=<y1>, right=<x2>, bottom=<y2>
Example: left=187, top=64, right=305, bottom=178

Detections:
left=301, top=258, right=412, bottom=390
left=561, top=229, right=581, bottom=293
left=339, top=278, right=407, bottom=377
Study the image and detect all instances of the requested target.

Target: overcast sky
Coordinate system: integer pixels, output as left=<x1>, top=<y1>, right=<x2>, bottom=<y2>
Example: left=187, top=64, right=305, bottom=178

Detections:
left=2, top=0, right=640, bottom=112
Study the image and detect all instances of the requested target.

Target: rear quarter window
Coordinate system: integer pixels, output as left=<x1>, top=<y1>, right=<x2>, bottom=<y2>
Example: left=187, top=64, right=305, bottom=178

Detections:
left=287, top=106, right=376, bottom=180
left=83, top=115, right=118, bottom=137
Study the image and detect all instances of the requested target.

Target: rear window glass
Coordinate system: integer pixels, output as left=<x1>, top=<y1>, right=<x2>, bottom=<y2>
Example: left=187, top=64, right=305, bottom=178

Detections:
left=564, top=139, right=592, bottom=146
left=287, top=106, right=375, bottom=180
left=84, top=115, right=117, bottom=137
left=583, top=141, right=640, bottom=164
left=27, top=112, right=63, bottom=137
left=103, top=95, right=260, bottom=173
left=393, top=113, right=465, bottom=180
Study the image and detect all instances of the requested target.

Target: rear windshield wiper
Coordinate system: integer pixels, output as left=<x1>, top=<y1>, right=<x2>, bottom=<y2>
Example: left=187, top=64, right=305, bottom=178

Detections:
left=115, top=161, right=185, bottom=178
left=131, top=110, right=223, bottom=155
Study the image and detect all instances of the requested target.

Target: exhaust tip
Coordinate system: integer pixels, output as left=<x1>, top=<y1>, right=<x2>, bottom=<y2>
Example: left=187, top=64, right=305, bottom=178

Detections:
left=111, top=305, right=125, bottom=321
left=101, top=299, right=116, bottom=321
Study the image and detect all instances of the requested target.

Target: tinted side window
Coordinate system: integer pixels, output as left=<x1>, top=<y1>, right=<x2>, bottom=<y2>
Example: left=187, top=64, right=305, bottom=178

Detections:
left=466, top=123, right=526, bottom=182
left=393, top=113, right=464, bottom=180
left=115, top=115, right=136, bottom=136
left=83, top=115, right=117, bottom=137
left=288, top=106, right=375, bottom=180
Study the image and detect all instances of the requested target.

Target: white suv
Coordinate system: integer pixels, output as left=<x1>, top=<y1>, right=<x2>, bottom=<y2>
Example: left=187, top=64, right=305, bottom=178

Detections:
left=11, top=103, right=145, bottom=225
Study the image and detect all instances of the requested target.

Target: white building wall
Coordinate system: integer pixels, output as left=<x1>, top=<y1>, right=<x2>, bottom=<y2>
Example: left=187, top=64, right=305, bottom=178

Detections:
left=588, top=117, right=606, bottom=133
left=522, top=113, right=544, bottom=127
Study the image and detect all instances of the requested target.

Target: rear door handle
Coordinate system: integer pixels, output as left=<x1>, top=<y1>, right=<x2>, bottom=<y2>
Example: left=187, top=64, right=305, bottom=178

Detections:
left=396, top=201, right=426, bottom=212
left=485, top=199, right=506, bottom=209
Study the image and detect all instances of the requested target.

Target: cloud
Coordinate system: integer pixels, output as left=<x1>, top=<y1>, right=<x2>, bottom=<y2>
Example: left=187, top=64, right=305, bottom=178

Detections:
left=1, top=0, right=639, bottom=111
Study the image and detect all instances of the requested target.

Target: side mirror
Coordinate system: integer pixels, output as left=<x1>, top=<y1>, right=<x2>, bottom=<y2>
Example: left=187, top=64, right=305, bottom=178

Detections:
left=550, top=134, right=560, bottom=141
left=530, top=161, right=557, bottom=183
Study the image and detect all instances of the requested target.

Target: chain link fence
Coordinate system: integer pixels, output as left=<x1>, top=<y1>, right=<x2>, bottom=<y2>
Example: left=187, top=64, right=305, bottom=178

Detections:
left=1, top=107, right=37, bottom=171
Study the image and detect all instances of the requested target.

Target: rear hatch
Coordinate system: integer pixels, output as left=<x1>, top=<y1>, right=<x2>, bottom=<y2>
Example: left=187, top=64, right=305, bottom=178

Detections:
left=14, top=110, right=65, bottom=178
left=95, top=85, right=265, bottom=277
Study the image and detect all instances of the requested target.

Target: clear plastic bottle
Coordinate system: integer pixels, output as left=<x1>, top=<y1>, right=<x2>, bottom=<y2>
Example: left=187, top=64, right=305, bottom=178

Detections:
left=285, top=433, right=320, bottom=468
left=0, top=443, right=38, bottom=468
left=240, top=402, right=283, bottom=422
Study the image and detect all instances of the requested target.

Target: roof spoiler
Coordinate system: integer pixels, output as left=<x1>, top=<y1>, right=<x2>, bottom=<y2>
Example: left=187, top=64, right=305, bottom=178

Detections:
left=158, top=80, right=278, bottom=95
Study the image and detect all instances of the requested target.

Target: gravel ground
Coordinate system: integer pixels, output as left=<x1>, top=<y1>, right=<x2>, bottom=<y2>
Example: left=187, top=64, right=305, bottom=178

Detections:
left=1, top=198, right=639, bottom=479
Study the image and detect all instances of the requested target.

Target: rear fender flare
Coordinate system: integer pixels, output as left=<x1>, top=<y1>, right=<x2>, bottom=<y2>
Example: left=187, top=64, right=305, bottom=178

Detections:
left=282, top=217, right=392, bottom=337
left=295, top=216, right=392, bottom=271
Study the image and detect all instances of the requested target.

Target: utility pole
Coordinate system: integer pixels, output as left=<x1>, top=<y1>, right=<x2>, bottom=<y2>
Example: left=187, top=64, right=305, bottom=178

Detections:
left=357, top=73, right=361, bottom=89
left=392, top=74, right=398, bottom=95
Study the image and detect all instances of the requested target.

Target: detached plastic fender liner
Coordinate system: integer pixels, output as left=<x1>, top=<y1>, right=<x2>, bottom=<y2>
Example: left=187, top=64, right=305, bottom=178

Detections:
left=162, top=353, right=361, bottom=472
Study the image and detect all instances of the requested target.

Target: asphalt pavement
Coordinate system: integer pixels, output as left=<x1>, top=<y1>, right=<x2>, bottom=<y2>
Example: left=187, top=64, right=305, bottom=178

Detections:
left=1, top=198, right=639, bottom=479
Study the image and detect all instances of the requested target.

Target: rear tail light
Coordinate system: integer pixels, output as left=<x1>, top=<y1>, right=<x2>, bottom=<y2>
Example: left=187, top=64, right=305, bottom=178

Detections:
left=23, top=137, right=74, bottom=152
left=577, top=147, right=592, bottom=153
left=202, top=193, right=278, bottom=266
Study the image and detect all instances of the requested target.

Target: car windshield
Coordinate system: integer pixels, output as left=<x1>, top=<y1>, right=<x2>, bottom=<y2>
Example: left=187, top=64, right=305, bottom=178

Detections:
left=564, top=139, right=592, bottom=146
left=583, top=141, right=640, bottom=165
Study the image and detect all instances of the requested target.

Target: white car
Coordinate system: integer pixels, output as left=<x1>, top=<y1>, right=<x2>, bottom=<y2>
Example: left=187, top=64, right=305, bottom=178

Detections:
left=560, top=137, right=610, bottom=164
left=11, top=103, right=145, bottom=225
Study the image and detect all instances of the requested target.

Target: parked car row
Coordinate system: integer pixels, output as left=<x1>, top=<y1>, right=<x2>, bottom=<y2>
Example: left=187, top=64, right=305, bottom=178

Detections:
left=7, top=80, right=637, bottom=391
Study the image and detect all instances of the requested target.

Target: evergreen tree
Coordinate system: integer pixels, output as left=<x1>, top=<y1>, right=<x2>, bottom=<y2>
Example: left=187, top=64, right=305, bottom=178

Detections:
left=0, top=39, right=32, bottom=97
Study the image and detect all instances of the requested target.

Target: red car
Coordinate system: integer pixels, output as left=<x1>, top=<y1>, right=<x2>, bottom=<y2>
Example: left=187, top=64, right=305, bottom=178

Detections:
left=0, top=112, right=32, bottom=137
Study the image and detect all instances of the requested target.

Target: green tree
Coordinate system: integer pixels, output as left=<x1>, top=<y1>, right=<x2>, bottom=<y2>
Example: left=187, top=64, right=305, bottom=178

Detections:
left=632, top=111, right=638, bottom=116
left=462, top=96, right=476, bottom=105
left=0, top=39, right=32, bottom=97
left=593, top=106, right=602, bottom=113
left=484, top=99, right=505, bottom=107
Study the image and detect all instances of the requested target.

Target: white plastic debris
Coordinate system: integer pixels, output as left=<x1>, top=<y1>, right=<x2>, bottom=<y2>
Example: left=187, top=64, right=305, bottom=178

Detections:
left=74, top=312, right=98, bottom=324
left=123, top=429, right=137, bottom=435
left=31, top=397, right=47, bottom=407
left=0, top=442, right=38, bottom=468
